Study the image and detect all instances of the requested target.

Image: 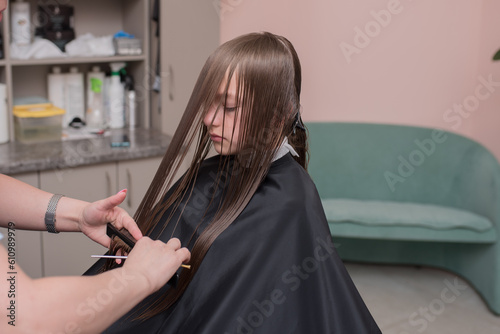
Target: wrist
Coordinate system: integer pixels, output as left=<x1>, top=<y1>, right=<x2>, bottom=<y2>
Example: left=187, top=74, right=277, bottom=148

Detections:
left=50, top=197, right=88, bottom=232
left=121, top=264, right=155, bottom=295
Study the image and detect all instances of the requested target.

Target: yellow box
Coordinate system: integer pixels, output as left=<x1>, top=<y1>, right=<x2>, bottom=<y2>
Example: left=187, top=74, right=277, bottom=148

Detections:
left=13, top=104, right=65, bottom=143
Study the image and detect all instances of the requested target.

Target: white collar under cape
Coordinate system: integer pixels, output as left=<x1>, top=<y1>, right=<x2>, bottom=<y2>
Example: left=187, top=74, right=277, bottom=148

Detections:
left=272, top=137, right=299, bottom=162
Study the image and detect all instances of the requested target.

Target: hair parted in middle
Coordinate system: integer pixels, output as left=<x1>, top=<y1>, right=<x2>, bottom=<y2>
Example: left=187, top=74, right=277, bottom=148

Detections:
left=105, top=31, right=308, bottom=320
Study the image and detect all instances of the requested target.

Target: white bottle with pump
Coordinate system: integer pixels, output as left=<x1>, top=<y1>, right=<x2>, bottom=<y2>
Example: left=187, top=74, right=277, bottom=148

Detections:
left=108, top=62, right=126, bottom=129
left=11, top=0, right=31, bottom=46
left=64, top=67, right=85, bottom=126
left=48, top=66, right=65, bottom=110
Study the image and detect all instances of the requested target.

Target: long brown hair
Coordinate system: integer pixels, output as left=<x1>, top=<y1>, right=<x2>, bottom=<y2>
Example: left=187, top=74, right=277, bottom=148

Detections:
left=106, top=32, right=308, bottom=320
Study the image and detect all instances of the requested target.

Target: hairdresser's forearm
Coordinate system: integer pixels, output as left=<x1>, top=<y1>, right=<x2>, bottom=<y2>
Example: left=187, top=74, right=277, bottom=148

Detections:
left=1, top=238, right=189, bottom=333
left=0, top=174, right=86, bottom=232
left=17, top=267, right=150, bottom=333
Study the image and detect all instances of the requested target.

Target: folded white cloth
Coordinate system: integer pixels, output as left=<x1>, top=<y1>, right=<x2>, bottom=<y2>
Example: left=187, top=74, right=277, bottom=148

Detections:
left=10, top=37, right=66, bottom=59
left=65, top=33, right=115, bottom=57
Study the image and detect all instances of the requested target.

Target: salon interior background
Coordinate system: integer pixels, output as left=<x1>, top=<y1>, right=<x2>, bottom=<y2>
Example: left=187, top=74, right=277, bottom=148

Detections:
left=217, top=0, right=500, bottom=161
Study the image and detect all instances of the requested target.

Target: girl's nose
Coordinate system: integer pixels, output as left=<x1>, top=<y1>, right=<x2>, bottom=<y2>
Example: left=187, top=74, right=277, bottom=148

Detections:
left=203, top=104, right=221, bottom=128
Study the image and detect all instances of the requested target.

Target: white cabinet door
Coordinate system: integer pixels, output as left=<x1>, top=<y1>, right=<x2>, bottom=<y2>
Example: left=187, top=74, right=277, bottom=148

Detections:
left=117, top=157, right=162, bottom=216
left=1, top=172, right=44, bottom=278
left=40, top=163, right=116, bottom=276
left=160, top=0, right=220, bottom=135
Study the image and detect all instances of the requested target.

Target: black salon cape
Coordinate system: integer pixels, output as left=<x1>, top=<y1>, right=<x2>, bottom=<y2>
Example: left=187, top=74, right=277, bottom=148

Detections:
left=85, top=153, right=381, bottom=333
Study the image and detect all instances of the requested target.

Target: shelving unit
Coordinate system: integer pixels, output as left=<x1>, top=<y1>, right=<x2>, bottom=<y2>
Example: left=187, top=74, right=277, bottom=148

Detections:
left=1, top=0, right=151, bottom=142
left=0, top=0, right=221, bottom=278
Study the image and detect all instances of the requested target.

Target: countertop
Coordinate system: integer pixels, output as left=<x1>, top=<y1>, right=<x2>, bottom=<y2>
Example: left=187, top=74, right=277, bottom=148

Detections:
left=0, top=128, right=171, bottom=175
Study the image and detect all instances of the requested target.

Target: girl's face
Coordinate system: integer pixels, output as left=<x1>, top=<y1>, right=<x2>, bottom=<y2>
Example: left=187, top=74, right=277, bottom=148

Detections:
left=203, top=74, right=242, bottom=155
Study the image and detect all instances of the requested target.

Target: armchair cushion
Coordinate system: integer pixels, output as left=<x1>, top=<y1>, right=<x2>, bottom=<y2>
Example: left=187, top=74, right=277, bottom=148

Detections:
left=322, top=198, right=496, bottom=243
left=322, top=198, right=493, bottom=231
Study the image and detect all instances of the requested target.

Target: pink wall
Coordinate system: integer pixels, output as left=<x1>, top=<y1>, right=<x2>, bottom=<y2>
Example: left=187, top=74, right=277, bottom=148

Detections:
left=219, top=0, right=500, bottom=160
left=473, top=0, right=500, bottom=161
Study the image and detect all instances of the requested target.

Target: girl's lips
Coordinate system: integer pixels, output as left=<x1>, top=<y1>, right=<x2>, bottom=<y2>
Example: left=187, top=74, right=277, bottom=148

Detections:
left=210, top=134, right=223, bottom=142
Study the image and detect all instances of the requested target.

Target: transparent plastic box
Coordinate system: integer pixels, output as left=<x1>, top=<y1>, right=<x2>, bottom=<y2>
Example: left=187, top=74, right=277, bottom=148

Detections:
left=13, top=103, right=65, bottom=143
left=113, top=38, right=142, bottom=56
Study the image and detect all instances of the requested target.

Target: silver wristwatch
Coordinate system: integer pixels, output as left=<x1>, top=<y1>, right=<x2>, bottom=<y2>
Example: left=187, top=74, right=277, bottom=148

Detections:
left=45, top=194, right=64, bottom=234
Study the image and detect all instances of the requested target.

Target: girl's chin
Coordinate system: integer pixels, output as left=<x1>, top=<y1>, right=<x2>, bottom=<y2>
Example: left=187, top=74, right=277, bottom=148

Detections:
left=211, top=142, right=239, bottom=155
left=212, top=142, right=221, bottom=152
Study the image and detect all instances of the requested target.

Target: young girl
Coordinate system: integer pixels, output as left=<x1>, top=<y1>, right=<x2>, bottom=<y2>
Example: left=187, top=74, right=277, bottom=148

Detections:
left=87, top=32, right=381, bottom=333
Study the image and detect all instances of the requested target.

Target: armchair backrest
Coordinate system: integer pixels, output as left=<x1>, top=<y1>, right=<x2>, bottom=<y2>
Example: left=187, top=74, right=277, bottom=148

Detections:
left=306, top=122, right=500, bottom=223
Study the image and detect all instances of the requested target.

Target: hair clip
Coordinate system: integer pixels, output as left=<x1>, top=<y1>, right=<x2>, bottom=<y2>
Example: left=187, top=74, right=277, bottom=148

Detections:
left=292, top=107, right=306, bottom=134
left=105, top=223, right=180, bottom=288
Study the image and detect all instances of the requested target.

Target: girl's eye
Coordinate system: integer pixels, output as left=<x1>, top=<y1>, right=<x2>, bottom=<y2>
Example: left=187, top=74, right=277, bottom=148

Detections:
left=224, top=106, right=238, bottom=112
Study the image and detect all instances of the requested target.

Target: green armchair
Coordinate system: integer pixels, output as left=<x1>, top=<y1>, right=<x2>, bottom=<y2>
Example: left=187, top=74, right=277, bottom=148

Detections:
left=306, top=122, right=500, bottom=315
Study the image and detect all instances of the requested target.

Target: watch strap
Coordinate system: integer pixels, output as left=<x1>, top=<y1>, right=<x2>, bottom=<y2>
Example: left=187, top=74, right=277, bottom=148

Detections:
left=45, top=194, right=64, bottom=234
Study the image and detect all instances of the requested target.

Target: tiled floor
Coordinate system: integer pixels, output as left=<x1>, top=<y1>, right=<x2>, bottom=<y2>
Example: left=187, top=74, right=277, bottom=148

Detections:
left=346, top=263, right=500, bottom=334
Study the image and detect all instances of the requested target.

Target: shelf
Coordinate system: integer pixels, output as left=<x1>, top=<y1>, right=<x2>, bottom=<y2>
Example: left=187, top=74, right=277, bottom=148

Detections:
left=2, top=0, right=152, bottom=142
left=9, top=54, right=146, bottom=66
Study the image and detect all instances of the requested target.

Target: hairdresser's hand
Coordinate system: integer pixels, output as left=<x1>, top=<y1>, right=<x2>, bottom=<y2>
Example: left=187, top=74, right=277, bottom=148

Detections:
left=79, top=189, right=143, bottom=247
left=124, top=237, right=191, bottom=293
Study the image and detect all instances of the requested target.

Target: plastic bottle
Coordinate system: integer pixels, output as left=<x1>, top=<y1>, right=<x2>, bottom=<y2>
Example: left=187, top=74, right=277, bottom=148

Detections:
left=11, top=0, right=31, bottom=46
left=0, top=83, right=8, bottom=143
left=86, top=77, right=105, bottom=130
left=103, top=75, right=111, bottom=127
left=47, top=66, right=65, bottom=110
left=108, top=62, right=126, bottom=129
left=86, top=66, right=105, bottom=122
left=87, top=66, right=105, bottom=109
left=64, top=67, right=85, bottom=126
left=124, top=74, right=137, bottom=129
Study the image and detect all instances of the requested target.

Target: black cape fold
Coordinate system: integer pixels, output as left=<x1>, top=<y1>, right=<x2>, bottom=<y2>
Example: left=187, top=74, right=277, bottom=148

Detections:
left=85, top=153, right=381, bottom=333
